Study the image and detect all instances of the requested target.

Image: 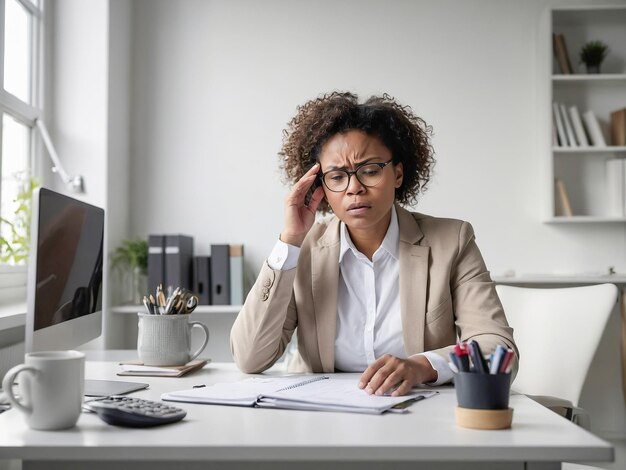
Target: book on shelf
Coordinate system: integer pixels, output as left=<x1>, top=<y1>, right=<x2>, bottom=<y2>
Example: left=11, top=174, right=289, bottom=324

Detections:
left=606, top=159, right=626, bottom=217
left=555, top=178, right=574, bottom=217
left=553, top=102, right=568, bottom=147
left=560, top=103, right=577, bottom=147
left=582, top=110, right=607, bottom=147
left=553, top=33, right=573, bottom=74
left=568, top=105, right=589, bottom=147
left=161, top=374, right=437, bottom=415
left=611, top=108, right=626, bottom=146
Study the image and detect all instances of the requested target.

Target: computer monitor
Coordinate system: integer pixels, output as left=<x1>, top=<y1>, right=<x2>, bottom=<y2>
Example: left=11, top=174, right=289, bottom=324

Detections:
left=25, top=188, right=147, bottom=396
left=26, top=187, right=104, bottom=353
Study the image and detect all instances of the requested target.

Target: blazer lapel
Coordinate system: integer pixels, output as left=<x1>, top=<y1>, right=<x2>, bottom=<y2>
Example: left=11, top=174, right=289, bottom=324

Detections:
left=311, top=218, right=341, bottom=372
left=397, top=206, right=429, bottom=356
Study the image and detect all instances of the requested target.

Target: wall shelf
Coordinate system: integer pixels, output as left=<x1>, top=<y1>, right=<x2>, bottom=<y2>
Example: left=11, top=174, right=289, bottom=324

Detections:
left=553, top=74, right=626, bottom=82
left=548, top=6, right=626, bottom=222
left=545, top=216, right=626, bottom=224
left=552, top=146, right=626, bottom=154
left=111, top=305, right=242, bottom=314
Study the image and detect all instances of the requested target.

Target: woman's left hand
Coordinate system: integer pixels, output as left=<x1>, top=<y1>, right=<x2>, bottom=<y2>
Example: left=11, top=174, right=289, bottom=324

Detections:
left=358, top=354, right=438, bottom=397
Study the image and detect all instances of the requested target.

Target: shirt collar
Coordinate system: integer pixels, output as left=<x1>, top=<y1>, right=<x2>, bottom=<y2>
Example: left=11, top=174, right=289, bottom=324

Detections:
left=339, top=205, right=399, bottom=263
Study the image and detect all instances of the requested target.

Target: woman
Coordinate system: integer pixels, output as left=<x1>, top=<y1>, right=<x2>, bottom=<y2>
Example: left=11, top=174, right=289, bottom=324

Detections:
left=231, top=92, right=517, bottom=397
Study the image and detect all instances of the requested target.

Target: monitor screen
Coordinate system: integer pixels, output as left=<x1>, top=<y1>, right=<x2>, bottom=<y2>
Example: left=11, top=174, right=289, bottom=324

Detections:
left=26, top=187, right=104, bottom=352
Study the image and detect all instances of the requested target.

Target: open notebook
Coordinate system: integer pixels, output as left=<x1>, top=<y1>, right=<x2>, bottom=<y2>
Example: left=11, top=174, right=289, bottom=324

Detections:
left=161, top=375, right=437, bottom=414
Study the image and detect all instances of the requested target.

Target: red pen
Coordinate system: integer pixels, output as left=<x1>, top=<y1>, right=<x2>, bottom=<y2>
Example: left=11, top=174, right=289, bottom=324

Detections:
left=499, top=350, right=514, bottom=374
left=454, top=342, right=470, bottom=372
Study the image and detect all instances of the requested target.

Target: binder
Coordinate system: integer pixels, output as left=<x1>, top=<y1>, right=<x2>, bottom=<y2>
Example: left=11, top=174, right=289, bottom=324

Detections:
left=148, top=235, right=165, bottom=296
left=165, top=235, right=194, bottom=290
left=210, top=244, right=230, bottom=305
left=229, top=245, right=244, bottom=305
left=193, top=256, right=212, bottom=305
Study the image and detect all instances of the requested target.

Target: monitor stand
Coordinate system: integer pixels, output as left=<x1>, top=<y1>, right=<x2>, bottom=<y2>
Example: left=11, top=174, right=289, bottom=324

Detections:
left=84, top=380, right=149, bottom=397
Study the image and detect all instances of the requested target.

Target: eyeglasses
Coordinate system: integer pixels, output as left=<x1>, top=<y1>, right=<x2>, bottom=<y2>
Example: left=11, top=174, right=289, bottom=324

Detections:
left=320, top=160, right=394, bottom=193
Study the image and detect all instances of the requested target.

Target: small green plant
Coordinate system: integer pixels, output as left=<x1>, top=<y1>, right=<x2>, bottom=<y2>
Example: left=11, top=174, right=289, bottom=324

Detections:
left=0, top=175, right=38, bottom=265
left=579, top=40, right=609, bottom=70
left=111, top=238, right=148, bottom=275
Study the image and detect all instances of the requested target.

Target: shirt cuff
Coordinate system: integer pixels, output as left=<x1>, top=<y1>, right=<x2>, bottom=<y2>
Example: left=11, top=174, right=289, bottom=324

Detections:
left=418, top=352, right=454, bottom=386
left=267, top=238, right=301, bottom=271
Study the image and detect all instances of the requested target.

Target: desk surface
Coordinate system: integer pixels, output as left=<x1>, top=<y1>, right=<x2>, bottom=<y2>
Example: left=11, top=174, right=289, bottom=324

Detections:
left=0, top=358, right=613, bottom=465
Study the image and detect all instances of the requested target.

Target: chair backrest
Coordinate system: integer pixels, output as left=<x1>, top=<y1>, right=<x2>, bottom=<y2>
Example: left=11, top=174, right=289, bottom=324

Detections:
left=495, top=283, right=617, bottom=406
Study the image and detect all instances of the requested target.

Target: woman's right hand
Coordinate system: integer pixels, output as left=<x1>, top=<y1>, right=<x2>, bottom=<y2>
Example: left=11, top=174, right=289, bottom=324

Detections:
left=280, top=163, right=325, bottom=247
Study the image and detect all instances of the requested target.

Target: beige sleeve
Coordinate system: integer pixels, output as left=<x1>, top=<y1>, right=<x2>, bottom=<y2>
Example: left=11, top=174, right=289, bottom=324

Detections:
left=430, top=221, right=519, bottom=379
left=230, top=261, right=299, bottom=373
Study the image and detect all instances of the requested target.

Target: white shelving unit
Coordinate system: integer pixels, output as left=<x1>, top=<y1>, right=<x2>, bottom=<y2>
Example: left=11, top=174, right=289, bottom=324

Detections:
left=549, top=6, right=626, bottom=223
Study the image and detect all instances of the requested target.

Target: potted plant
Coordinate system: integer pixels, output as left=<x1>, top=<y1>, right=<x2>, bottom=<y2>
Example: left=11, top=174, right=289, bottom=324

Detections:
left=579, top=40, right=609, bottom=74
left=111, top=238, right=148, bottom=304
left=0, top=174, right=38, bottom=265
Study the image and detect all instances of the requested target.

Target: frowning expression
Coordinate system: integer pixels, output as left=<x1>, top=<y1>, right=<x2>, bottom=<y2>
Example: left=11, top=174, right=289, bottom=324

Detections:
left=318, top=130, right=403, bottom=233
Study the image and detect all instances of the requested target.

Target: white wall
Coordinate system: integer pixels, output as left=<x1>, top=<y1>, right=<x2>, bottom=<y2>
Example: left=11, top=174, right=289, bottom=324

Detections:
left=47, top=0, right=132, bottom=348
left=128, top=0, right=626, bottom=279
left=122, top=0, right=626, bottom=438
left=39, top=0, right=626, bottom=437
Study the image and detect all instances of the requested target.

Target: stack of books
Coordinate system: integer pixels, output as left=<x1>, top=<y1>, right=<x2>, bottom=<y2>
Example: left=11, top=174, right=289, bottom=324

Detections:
left=552, top=102, right=606, bottom=148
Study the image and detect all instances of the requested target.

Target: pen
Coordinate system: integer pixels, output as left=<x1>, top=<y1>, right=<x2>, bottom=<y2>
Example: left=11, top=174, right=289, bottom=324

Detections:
left=448, top=351, right=461, bottom=372
left=467, top=340, right=489, bottom=374
left=499, top=349, right=514, bottom=374
left=454, top=342, right=470, bottom=372
left=142, top=296, right=151, bottom=315
left=489, top=344, right=507, bottom=375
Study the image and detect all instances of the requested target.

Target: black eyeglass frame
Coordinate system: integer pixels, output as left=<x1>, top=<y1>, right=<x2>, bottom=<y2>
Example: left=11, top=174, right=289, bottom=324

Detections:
left=318, top=159, right=394, bottom=193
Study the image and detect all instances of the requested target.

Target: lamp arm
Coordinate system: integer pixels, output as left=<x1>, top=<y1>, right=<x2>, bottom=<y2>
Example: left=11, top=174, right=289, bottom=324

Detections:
left=34, top=119, right=84, bottom=192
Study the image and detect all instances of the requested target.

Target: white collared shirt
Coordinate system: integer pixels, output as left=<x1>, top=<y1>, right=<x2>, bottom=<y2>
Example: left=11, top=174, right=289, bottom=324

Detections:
left=334, top=205, right=404, bottom=371
left=268, top=207, right=452, bottom=385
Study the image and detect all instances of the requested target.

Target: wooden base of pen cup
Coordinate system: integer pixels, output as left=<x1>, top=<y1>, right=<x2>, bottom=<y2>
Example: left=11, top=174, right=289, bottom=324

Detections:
left=454, top=372, right=513, bottom=429
left=456, top=406, right=513, bottom=430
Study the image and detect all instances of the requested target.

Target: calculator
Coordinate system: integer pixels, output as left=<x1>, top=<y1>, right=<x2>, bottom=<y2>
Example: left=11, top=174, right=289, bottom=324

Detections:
left=85, top=396, right=187, bottom=427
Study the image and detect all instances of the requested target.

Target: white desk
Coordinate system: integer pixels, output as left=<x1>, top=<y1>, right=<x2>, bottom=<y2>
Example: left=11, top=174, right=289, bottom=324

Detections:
left=0, top=357, right=614, bottom=470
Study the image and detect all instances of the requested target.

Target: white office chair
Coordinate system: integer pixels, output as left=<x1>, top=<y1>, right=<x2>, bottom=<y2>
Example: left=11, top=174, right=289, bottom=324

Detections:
left=496, top=283, right=618, bottom=429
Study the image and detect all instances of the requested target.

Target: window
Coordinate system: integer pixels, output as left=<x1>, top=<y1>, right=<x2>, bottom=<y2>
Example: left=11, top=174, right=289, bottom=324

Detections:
left=0, top=0, right=43, bottom=303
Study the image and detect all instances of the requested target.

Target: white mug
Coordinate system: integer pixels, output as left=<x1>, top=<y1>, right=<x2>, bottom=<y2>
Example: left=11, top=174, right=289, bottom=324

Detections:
left=2, top=350, right=85, bottom=430
left=137, top=313, right=209, bottom=366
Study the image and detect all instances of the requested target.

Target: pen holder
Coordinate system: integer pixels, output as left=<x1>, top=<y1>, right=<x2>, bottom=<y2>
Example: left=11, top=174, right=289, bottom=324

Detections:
left=454, top=372, right=513, bottom=430
left=137, top=313, right=209, bottom=366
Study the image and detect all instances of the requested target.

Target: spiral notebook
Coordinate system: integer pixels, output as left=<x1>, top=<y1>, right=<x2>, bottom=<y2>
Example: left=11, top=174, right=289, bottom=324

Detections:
left=161, top=375, right=437, bottom=414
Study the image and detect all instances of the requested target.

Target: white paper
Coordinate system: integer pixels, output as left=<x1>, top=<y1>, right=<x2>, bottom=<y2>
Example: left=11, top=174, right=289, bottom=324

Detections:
left=162, top=375, right=437, bottom=414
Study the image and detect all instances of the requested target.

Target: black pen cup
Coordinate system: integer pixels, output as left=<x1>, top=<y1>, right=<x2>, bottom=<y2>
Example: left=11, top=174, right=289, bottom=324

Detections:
left=455, top=372, right=511, bottom=409
left=454, top=372, right=513, bottom=430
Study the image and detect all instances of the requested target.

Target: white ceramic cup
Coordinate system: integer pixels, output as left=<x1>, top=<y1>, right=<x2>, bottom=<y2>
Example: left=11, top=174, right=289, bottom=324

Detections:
left=137, top=313, right=209, bottom=366
left=2, top=350, right=85, bottom=430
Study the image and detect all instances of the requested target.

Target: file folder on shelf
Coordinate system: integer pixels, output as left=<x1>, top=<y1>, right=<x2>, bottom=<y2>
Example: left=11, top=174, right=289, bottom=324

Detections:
left=193, top=256, right=212, bottom=305
left=165, top=235, right=194, bottom=291
left=210, top=244, right=230, bottom=305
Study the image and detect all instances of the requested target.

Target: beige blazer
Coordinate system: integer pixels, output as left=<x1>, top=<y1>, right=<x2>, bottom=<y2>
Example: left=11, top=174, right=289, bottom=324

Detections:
left=231, top=205, right=518, bottom=376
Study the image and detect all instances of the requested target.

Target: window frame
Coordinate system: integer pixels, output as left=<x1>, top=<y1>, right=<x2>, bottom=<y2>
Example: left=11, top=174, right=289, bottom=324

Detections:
left=0, top=0, right=44, bottom=303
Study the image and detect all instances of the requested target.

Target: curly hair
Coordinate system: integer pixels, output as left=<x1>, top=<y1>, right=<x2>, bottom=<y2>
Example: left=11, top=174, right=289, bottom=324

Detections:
left=279, top=91, right=435, bottom=213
